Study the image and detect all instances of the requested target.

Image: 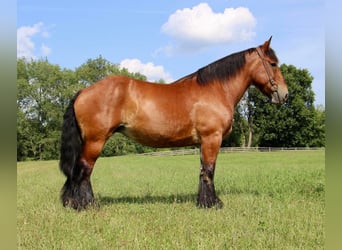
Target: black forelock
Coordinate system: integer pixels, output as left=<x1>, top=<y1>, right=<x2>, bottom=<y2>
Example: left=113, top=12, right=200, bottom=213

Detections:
left=265, top=47, right=279, bottom=64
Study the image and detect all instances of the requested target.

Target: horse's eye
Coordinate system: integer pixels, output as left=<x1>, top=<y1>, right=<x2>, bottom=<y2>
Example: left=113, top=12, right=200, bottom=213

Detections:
left=270, top=62, right=277, bottom=67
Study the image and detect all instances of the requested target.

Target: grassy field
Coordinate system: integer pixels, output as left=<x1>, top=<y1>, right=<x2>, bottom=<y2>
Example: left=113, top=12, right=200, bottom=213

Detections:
left=17, top=150, right=325, bottom=249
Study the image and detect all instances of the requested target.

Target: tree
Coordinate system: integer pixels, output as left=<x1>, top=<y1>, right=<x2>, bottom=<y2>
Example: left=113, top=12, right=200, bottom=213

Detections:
left=310, top=105, right=325, bottom=147
left=17, top=58, right=75, bottom=160
left=75, top=56, right=120, bottom=86
left=75, top=55, right=147, bottom=87
left=222, top=99, right=249, bottom=147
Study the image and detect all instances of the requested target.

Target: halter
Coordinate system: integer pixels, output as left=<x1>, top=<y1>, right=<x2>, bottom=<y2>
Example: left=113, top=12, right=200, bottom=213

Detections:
left=255, top=47, right=278, bottom=93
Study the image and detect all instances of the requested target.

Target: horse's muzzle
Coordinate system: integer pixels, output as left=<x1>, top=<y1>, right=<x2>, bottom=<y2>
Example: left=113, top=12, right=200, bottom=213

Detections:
left=271, top=88, right=288, bottom=104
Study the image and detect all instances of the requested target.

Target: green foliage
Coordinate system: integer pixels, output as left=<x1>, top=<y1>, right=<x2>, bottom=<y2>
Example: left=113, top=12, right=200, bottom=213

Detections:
left=222, top=106, right=249, bottom=147
left=17, top=58, right=73, bottom=160
left=17, top=151, right=325, bottom=249
left=17, top=57, right=325, bottom=161
left=101, top=134, right=156, bottom=157
left=75, top=55, right=147, bottom=87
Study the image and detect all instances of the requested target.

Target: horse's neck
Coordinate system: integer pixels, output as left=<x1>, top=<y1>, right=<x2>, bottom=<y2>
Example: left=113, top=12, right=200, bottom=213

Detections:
left=224, top=70, right=252, bottom=107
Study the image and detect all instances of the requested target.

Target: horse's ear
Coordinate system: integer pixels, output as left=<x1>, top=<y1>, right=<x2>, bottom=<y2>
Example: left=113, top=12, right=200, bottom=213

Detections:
left=261, top=36, right=272, bottom=51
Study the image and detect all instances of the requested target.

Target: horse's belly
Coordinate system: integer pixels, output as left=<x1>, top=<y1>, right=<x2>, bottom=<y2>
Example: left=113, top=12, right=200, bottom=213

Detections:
left=120, top=126, right=199, bottom=148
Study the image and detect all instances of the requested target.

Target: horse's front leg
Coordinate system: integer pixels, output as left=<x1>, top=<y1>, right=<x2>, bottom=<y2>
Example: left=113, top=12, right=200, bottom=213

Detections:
left=197, top=134, right=223, bottom=208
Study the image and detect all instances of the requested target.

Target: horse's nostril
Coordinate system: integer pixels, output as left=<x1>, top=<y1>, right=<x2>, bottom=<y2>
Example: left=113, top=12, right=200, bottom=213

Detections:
left=284, top=93, right=289, bottom=101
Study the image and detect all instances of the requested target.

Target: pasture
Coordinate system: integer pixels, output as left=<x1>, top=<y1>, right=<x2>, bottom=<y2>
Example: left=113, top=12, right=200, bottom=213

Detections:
left=17, top=150, right=325, bottom=249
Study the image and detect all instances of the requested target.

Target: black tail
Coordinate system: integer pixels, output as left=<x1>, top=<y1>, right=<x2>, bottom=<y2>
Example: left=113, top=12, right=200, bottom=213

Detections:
left=59, top=91, right=83, bottom=179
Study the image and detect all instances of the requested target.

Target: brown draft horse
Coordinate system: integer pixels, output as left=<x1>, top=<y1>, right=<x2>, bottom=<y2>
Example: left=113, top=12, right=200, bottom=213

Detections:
left=60, top=37, right=288, bottom=210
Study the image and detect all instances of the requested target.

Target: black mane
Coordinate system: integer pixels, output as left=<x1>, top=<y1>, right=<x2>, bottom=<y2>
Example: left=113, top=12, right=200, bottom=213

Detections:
left=264, top=48, right=279, bottom=64
left=194, top=47, right=278, bottom=85
left=174, top=47, right=279, bottom=85
left=196, top=48, right=254, bottom=85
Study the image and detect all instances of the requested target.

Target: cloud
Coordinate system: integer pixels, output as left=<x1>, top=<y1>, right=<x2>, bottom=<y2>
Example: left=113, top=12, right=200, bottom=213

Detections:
left=120, top=59, right=173, bottom=83
left=40, top=43, right=51, bottom=57
left=17, top=22, right=52, bottom=59
left=160, top=3, right=256, bottom=54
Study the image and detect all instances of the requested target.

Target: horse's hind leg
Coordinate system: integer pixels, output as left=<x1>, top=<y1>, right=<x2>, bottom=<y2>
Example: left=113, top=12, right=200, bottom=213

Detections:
left=61, top=139, right=104, bottom=210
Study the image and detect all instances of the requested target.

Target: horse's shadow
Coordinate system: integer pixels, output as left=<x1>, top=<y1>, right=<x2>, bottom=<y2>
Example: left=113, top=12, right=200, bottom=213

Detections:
left=97, top=193, right=197, bottom=206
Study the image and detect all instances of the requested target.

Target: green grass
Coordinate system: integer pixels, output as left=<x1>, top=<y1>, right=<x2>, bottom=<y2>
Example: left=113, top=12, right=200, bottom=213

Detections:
left=17, top=150, right=325, bottom=249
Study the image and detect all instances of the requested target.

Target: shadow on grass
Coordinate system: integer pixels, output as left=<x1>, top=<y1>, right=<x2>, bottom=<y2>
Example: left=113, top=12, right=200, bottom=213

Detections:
left=97, top=193, right=197, bottom=206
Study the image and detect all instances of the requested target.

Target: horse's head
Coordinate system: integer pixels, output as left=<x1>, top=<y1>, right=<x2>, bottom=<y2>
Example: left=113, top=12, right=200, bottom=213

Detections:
left=251, top=37, right=288, bottom=104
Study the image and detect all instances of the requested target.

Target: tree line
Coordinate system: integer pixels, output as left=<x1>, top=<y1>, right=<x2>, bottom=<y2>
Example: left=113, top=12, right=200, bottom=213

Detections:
left=17, top=56, right=325, bottom=161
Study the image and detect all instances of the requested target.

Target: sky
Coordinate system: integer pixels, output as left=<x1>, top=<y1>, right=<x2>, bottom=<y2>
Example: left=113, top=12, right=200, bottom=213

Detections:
left=17, top=0, right=325, bottom=106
